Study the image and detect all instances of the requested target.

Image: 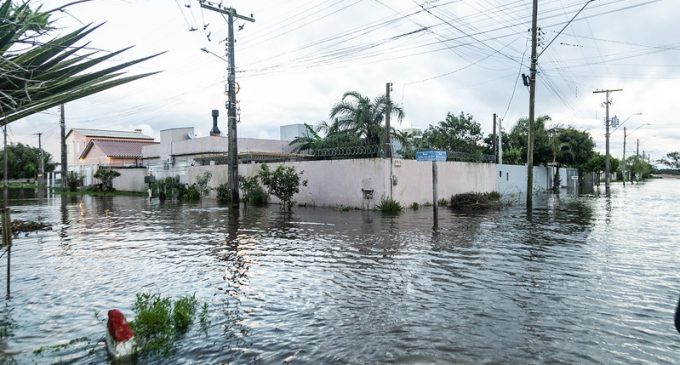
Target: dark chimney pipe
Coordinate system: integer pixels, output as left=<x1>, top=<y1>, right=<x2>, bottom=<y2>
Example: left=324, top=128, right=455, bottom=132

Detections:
left=210, top=109, right=221, bottom=136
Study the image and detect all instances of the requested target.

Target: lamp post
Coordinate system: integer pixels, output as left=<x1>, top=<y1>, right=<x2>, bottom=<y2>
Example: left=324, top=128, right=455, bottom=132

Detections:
left=611, top=113, right=642, bottom=186
left=624, top=123, right=650, bottom=183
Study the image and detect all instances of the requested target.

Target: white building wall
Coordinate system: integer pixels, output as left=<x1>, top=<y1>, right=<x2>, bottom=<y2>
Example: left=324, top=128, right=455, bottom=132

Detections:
left=110, top=167, right=147, bottom=192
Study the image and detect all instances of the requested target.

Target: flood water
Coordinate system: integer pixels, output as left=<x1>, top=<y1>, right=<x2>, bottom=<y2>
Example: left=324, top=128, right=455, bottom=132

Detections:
left=1, top=179, right=679, bottom=364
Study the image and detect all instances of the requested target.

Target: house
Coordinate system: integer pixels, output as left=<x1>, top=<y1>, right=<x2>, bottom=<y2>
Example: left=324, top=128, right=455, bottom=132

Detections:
left=66, top=128, right=156, bottom=186
left=142, top=127, right=295, bottom=183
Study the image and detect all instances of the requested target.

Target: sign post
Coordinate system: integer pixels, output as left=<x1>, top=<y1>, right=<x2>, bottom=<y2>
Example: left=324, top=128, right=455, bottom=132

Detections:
left=416, top=151, right=447, bottom=227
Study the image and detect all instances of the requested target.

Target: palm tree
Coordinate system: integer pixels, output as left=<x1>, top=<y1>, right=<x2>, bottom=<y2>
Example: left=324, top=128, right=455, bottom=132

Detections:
left=328, top=91, right=404, bottom=147
left=0, top=1, right=162, bottom=125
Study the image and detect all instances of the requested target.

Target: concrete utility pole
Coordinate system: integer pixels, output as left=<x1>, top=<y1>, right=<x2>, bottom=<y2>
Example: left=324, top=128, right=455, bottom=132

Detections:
left=498, top=117, right=503, bottom=165
left=623, top=126, right=627, bottom=186
left=34, top=133, right=44, bottom=185
left=384, top=82, right=393, bottom=199
left=384, top=82, right=392, bottom=158
left=492, top=113, right=497, bottom=163
left=593, top=88, right=622, bottom=195
left=3, top=125, right=6, bottom=204
left=199, top=0, right=254, bottom=205
left=526, top=0, right=538, bottom=216
left=60, top=104, right=67, bottom=190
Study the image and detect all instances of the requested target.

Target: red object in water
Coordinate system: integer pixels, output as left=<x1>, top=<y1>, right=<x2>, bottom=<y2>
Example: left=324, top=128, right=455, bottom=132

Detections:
left=107, top=309, right=134, bottom=342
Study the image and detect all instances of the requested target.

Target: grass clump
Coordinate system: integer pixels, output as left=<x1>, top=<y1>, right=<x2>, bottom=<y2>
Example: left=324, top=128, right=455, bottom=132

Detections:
left=130, top=292, right=198, bottom=356
left=449, top=192, right=502, bottom=210
left=376, top=198, right=403, bottom=214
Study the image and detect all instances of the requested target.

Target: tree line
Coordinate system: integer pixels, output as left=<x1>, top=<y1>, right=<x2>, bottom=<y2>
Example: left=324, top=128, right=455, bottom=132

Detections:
left=290, top=90, right=663, bottom=183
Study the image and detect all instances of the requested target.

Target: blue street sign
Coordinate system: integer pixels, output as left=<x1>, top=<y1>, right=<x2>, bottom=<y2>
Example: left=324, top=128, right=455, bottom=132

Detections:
left=416, top=150, right=447, bottom=162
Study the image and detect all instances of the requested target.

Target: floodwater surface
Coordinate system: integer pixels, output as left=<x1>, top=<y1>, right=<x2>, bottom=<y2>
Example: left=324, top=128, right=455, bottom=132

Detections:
left=1, top=180, right=679, bottom=364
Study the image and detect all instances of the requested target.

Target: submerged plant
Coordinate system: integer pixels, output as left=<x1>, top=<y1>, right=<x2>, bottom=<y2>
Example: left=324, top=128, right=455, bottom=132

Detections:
left=376, top=198, right=403, bottom=214
left=130, top=292, right=199, bottom=356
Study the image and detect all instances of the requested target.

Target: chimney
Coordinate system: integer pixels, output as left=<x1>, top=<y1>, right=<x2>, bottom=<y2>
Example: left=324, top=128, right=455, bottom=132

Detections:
left=210, top=109, right=221, bottom=136
left=134, top=129, right=142, bottom=133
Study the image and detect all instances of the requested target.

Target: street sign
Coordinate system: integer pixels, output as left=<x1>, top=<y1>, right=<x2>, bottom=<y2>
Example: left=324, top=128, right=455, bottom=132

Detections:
left=416, top=150, right=447, bottom=162
left=571, top=176, right=578, bottom=180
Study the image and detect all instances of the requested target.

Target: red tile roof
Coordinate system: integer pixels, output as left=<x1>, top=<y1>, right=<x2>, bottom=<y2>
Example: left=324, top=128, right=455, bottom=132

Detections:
left=80, top=139, right=158, bottom=159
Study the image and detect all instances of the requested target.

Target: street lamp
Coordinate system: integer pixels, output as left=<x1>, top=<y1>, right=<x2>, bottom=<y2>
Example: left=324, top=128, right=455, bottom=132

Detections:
left=612, top=112, right=642, bottom=133
left=623, top=122, right=651, bottom=184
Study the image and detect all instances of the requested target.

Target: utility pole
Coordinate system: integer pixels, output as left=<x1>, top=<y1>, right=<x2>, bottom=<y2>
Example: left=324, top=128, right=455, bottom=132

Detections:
left=492, top=113, right=497, bottom=163
left=384, top=82, right=393, bottom=199
left=636, top=138, right=640, bottom=182
left=623, top=126, right=627, bottom=186
left=593, top=88, right=622, bottom=195
left=498, top=117, right=503, bottom=165
left=34, top=133, right=44, bottom=186
left=60, top=104, right=67, bottom=190
left=526, top=0, right=538, bottom=216
left=199, top=1, right=254, bottom=205
left=3, top=124, right=6, bottom=205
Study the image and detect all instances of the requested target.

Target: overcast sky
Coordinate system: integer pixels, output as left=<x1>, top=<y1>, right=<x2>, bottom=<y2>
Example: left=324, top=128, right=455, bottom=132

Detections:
left=15, top=0, right=680, bottom=163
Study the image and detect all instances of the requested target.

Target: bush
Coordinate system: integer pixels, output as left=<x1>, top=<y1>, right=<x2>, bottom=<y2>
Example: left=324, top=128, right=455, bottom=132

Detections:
left=64, top=171, right=82, bottom=192
left=376, top=198, right=403, bottom=214
left=449, top=192, right=502, bottom=210
left=130, top=293, right=198, bottom=356
left=410, top=202, right=419, bottom=210
left=258, top=164, right=307, bottom=210
left=93, top=168, right=120, bottom=191
left=239, top=175, right=267, bottom=206
left=195, top=171, right=212, bottom=199
left=216, top=183, right=231, bottom=203
left=437, top=198, right=448, bottom=207
left=155, top=176, right=182, bottom=199
left=181, top=185, right=200, bottom=202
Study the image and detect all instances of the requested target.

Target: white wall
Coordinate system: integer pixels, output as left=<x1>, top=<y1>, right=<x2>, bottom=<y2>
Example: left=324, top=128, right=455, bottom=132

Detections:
left=111, top=167, right=148, bottom=192
left=182, top=159, right=497, bottom=208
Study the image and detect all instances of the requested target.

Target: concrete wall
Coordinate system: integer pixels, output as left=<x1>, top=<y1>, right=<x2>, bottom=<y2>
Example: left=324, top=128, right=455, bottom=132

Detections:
left=111, top=167, right=148, bottom=192
left=496, top=164, right=580, bottom=200
left=393, top=160, right=496, bottom=206
left=182, top=159, right=496, bottom=208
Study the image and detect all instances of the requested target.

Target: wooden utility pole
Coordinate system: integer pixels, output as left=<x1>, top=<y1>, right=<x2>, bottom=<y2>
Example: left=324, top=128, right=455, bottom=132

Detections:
left=199, top=1, right=254, bottom=205
left=593, top=88, right=622, bottom=195
left=60, top=104, right=67, bottom=190
left=526, top=0, right=538, bottom=216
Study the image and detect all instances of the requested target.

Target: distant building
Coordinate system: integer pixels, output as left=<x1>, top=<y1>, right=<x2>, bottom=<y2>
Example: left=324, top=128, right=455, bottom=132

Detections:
left=66, top=128, right=156, bottom=185
left=143, top=126, right=295, bottom=183
left=280, top=123, right=311, bottom=141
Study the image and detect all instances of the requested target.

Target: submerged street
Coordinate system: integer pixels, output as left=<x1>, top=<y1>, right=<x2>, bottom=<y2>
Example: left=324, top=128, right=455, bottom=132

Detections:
left=1, top=180, right=679, bottom=364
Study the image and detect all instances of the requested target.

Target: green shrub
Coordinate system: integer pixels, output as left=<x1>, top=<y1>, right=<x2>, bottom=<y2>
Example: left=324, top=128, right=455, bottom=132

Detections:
left=64, top=171, right=82, bottom=192
left=181, top=185, right=200, bottom=202
left=258, top=164, right=307, bottom=210
left=195, top=171, right=212, bottom=199
left=376, top=198, right=403, bottom=214
left=216, top=183, right=231, bottom=203
left=93, top=168, right=120, bottom=191
left=437, top=198, right=448, bottom=207
left=130, top=293, right=199, bottom=356
left=410, top=202, right=419, bottom=210
left=239, top=175, right=268, bottom=206
left=449, top=192, right=502, bottom=210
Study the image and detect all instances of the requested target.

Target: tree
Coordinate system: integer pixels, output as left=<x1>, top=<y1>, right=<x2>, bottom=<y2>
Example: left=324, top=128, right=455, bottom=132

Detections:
left=195, top=171, right=212, bottom=201
left=420, top=112, right=484, bottom=154
left=505, top=115, right=552, bottom=166
left=328, top=91, right=404, bottom=147
left=94, top=167, right=120, bottom=191
left=0, top=1, right=161, bottom=126
left=258, top=164, right=307, bottom=211
left=0, top=143, right=54, bottom=179
left=658, top=152, right=680, bottom=169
